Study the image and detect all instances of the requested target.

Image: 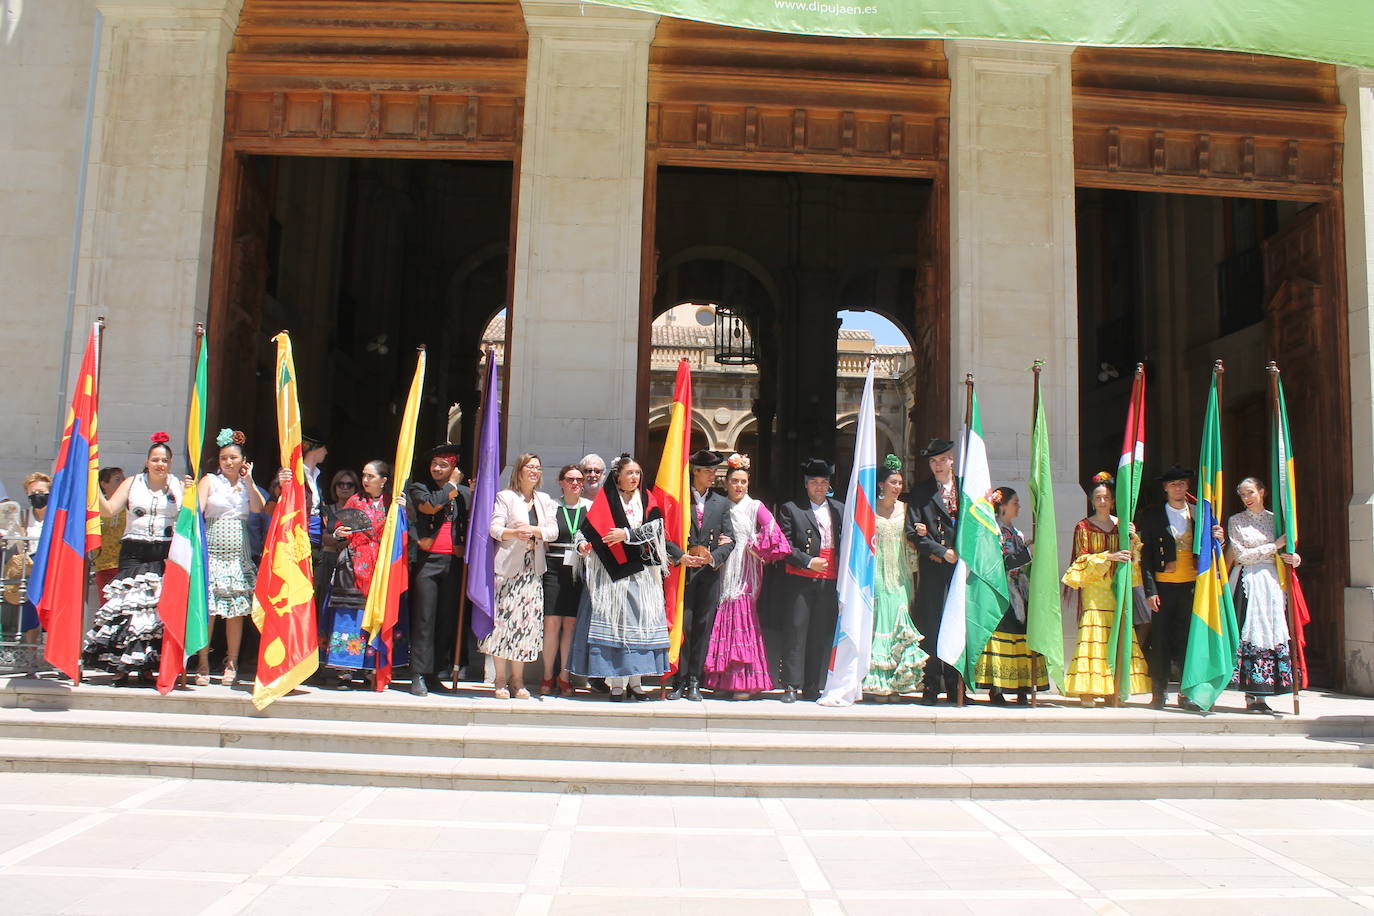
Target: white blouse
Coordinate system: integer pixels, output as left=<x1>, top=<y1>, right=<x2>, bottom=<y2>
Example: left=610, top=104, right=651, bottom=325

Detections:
left=1228, top=509, right=1279, bottom=567
left=125, top=473, right=183, bottom=542
left=202, top=472, right=251, bottom=522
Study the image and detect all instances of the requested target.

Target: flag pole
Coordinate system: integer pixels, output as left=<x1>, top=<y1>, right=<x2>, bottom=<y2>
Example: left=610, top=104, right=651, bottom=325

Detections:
left=176, top=322, right=205, bottom=691
left=450, top=352, right=489, bottom=692
left=954, top=372, right=975, bottom=708
left=1268, top=361, right=1301, bottom=715
left=1028, top=360, right=1043, bottom=709
left=75, top=315, right=106, bottom=687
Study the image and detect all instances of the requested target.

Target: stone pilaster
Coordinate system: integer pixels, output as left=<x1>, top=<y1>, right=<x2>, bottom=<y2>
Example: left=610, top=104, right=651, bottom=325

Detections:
left=1340, top=67, right=1374, bottom=695
left=507, top=0, right=657, bottom=470
left=71, top=1, right=239, bottom=471
left=947, top=40, right=1081, bottom=566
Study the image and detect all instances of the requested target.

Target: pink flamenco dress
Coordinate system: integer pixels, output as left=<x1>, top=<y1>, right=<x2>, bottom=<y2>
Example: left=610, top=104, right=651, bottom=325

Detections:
left=702, top=496, right=791, bottom=694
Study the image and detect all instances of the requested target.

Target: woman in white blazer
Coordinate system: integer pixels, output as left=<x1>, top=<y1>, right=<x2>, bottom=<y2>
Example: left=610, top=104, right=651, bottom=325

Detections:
left=483, top=453, right=559, bottom=698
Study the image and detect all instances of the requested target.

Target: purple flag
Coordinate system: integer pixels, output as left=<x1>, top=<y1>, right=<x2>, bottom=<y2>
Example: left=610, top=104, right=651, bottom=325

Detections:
left=465, top=352, right=501, bottom=641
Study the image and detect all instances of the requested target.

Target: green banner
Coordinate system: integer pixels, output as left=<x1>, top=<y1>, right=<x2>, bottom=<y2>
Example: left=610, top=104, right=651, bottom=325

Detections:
left=586, top=0, right=1374, bottom=69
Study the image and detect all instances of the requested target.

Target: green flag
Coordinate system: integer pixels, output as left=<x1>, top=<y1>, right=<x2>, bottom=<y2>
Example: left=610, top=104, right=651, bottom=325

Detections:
left=1180, top=368, right=1239, bottom=709
left=937, top=385, right=1010, bottom=685
left=1026, top=386, right=1064, bottom=692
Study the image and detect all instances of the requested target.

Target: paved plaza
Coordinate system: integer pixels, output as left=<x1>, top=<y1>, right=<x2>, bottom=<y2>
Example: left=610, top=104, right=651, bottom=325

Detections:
left=3, top=772, right=1374, bottom=915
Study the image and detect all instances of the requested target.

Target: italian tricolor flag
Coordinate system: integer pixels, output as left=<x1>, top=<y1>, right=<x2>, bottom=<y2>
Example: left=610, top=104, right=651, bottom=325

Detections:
left=156, top=336, right=210, bottom=694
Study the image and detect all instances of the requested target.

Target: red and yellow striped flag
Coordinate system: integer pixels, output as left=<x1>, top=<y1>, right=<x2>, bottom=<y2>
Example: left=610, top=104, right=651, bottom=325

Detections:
left=651, top=359, right=692, bottom=674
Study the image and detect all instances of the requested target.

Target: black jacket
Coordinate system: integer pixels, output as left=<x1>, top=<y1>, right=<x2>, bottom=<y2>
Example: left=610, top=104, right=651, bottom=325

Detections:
left=1136, top=503, right=1185, bottom=576
left=775, top=497, right=844, bottom=571
left=906, top=477, right=958, bottom=563
left=665, top=488, right=736, bottom=578
left=406, top=478, right=469, bottom=556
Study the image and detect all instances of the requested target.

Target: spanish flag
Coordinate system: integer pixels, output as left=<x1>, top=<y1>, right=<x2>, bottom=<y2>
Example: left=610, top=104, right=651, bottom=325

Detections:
left=651, top=359, right=692, bottom=674
left=361, top=348, right=425, bottom=692
left=155, top=333, right=211, bottom=694
left=30, top=321, right=102, bottom=682
left=251, top=333, right=318, bottom=709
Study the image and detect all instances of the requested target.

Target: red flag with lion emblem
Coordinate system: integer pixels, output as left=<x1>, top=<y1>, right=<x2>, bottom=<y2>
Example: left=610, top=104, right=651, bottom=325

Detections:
left=251, top=332, right=319, bottom=709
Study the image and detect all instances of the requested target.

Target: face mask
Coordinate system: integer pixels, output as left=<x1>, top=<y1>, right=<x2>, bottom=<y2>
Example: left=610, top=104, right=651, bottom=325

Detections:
left=28, top=492, right=49, bottom=510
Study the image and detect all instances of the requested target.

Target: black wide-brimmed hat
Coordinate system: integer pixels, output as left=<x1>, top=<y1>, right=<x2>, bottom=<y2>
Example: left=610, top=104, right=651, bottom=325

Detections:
left=1156, top=464, right=1195, bottom=483
left=800, top=458, right=834, bottom=480
left=427, top=443, right=461, bottom=462
left=689, top=449, right=723, bottom=468
left=920, top=438, right=954, bottom=458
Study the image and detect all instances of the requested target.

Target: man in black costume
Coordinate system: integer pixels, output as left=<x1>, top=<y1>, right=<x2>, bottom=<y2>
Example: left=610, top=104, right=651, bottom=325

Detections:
left=774, top=458, right=844, bottom=703
left=664, top=450, right=735, bottom=701
left=405, top=444, right=469, bottom=696
left=906, top=438, right=964, bottom=704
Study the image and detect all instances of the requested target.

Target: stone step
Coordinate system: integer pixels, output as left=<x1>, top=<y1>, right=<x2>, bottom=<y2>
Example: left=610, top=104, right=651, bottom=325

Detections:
left=3, top=707, right=1371, bottom=767
left=3, top=736, right=1373, bottom=798
left=4, top=677, right=1366, bottom=737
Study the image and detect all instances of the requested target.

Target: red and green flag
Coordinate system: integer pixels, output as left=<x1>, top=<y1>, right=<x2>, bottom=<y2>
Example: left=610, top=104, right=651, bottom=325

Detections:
left=155, top=334, right=210, bottom=694
left=1180, top=366, right=1239, bottom=710
left=1107, top=366, right=1146, bottom=700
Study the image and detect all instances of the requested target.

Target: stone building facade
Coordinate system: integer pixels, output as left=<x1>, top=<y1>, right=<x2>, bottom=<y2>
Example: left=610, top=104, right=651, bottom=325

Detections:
left=1, top=0, right=1373, bottom=692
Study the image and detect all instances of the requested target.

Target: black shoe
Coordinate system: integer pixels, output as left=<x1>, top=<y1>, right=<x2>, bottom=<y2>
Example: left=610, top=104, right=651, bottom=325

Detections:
left=1178, top=696, right=1203, bottom=712
left=609, top=689, right=625, bottom=702
left=685, top=677, right=703, bottom=702
left=781, top=686, right=798, bottom=704
left=588, top=677, right=610, bottom=694
left=410, top=676, right=428, bottom=697
left=424, top=674, right=449, bottom=694
left=801, top=689, right=821, bottom=702
left=920, top=690, right=938, bottom=706
left=667, top=681, right=685, bottom=701
left=988, top=690, right=1008, bottom=706
left=1149, top=694, right=1167, bottom=710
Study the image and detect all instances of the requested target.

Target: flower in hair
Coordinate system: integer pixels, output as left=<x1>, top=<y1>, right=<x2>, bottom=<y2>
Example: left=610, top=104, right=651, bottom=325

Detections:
left=150, top=431, right=170, bottom=445
left=1092, top=470, right=1114, bottom=485
left=726, top=453, right=750, bottom=470
left=883, top=454, right=902, bottom=472
left=215, top=428, right=234, bottom=448
left=231, top=430, right=246, bottom=446
left=988, top=488, right=1003, bottom=505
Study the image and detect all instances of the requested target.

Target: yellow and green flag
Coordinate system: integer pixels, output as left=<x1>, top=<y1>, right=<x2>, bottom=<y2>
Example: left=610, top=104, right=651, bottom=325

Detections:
left=1180, top=367, right=1240, bottom=710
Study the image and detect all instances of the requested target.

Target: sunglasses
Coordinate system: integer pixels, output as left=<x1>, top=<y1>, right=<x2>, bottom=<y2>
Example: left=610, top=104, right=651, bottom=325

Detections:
left=336, top=482, right=357, bottom=490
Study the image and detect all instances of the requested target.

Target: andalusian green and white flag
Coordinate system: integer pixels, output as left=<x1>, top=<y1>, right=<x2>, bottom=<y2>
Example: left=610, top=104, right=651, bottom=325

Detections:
left=938, top=384, right=1009, bottom=685
left=584, top=0, right=1374, bottom=68
left=1025, top=385, right=1064, bottom=693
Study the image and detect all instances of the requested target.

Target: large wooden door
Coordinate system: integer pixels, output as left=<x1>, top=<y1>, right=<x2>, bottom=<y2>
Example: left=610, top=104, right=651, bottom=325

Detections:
left=1263, top=203, right=1350, bottom=685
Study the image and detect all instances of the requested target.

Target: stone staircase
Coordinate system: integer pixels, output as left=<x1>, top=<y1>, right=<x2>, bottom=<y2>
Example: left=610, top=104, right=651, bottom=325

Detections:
left=3, top=676, right=1373, bottom=798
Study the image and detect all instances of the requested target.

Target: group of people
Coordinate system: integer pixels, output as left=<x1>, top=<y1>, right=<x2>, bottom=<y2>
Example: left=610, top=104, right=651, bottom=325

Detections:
left=13, top=423, right=1302, bottom=714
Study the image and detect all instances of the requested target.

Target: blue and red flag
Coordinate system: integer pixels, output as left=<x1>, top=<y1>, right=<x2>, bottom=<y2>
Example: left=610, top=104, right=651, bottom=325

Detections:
left=361, top=348, right=425, bottom=691
left=466, top=352, right=502, bottom=642
left=820, top=362, right=877, bottom=706
left=30, top=321, right=102, bottom=682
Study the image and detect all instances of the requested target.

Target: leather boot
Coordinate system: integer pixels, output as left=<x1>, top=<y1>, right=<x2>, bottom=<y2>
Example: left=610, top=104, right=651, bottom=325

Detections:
left=685, top=676, right=703, bottom=702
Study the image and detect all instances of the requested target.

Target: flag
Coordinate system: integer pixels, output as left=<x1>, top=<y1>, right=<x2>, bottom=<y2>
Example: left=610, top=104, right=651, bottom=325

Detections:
left=819, top=363, right=877, bottom=706
left=155, top=334, right=211, bottom=694
left=1180, top=368, right=1240, bottom=709
left=250, top=332, right=318, bottom=709
left=29, top=322, right=102, bottom=682
left=1025, top=383, right=1064, bottom=692
left=1107, top=367, right=1146, bottom=699
left=651, top=359, right=692, bottom=674
left=361, top=349, right=425, bottom=691
left=465, top=351, right=501, bottom=642
left=938, top=383, right=1010, bottom=684
left=1270, top=367, right=1309, bottom=688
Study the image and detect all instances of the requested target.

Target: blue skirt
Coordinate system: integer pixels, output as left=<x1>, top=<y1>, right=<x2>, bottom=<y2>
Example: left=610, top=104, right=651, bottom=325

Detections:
left=567, top=587, right=667, bottom=678
left=322, top=591, right=410, bottom=670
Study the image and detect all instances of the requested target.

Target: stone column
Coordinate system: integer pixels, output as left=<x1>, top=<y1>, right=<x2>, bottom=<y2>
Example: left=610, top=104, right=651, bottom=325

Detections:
left=507, top=0, right=657, bottom=470
left=73, top=0, right=240, bottom=470
left=1340, top=67, right=1374, bottom=695
left=947, top=40, right=1081, bottom=566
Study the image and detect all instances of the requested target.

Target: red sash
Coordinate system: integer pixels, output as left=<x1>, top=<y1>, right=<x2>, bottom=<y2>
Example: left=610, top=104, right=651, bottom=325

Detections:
left=786, top=547, right=836, bottom=581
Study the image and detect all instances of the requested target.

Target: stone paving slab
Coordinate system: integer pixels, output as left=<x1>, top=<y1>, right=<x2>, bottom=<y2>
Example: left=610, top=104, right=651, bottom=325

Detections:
left=4, top=773, right=1374, bottom=915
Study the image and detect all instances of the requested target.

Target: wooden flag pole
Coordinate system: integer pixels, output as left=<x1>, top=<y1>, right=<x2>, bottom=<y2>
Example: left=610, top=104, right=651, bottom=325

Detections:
left=1028, top=361, right=1044, bottom=709
left=1268, top=361, right=1302, bottom=716
left=952, top=373, right=975, bottom=708
left=450, top=352, right=489, bottom=692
